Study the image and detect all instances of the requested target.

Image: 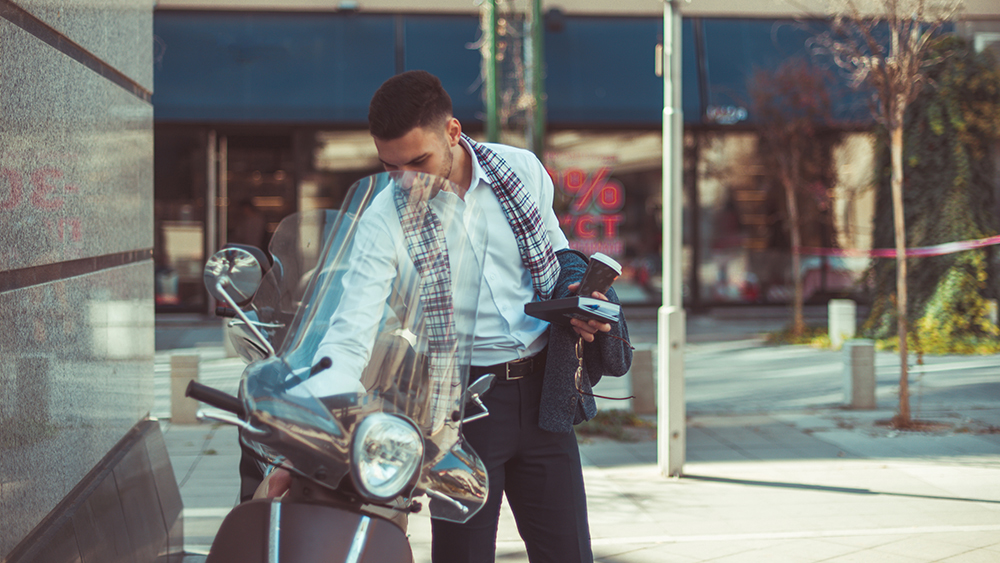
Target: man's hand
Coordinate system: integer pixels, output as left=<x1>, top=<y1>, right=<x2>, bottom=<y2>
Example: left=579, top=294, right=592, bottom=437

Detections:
left=567, top=282, right=612, bottom=342
left=253, top=465, right=292, bottom=499
left=400, top=173, right=445, bottom=206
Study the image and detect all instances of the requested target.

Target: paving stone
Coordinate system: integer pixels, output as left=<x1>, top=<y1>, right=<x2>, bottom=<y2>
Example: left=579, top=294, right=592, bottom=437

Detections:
left=156, top=342, right=1000, bottom=562
left=935, top=549, right=1000, bottom=563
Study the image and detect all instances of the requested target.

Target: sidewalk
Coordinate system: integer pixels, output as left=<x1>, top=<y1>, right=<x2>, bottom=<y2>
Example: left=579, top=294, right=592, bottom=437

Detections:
left=156, top=313, right=1000, bottom=562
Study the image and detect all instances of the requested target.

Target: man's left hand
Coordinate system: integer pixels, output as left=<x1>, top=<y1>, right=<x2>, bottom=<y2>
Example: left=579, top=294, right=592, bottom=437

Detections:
left=253, top=465, right=292, bottom=499
left=566, top=283, right=612, bottom=342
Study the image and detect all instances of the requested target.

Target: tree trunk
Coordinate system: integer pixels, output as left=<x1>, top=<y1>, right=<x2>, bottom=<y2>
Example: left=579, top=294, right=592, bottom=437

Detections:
left=890, top=122, right=912, bottom=426
left=785, top=150, right=805, bottom=337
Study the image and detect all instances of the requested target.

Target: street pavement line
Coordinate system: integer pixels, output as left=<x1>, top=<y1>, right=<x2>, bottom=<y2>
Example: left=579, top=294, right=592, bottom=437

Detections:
left=903, top=359, right=1000, bottom=373
left=503, top=524, right=1000, bottom=548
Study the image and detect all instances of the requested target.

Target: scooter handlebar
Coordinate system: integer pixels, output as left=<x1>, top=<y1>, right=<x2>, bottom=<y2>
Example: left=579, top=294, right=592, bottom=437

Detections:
left=185, top=380, right=245, bottom=419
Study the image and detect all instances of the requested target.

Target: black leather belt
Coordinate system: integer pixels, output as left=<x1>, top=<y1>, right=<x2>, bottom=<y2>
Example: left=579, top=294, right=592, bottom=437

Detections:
left=471, top=347, right=547, bottom=381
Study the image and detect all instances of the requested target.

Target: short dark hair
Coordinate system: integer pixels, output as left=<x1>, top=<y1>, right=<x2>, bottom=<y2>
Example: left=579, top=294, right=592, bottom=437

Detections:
left=368, top=70, right=453, bottom=140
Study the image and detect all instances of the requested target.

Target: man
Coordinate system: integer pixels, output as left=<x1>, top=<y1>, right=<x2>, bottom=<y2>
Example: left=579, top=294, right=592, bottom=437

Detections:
left=364, top=70, right=630, bottom=563
left=252, top=70, right=632, bottom=562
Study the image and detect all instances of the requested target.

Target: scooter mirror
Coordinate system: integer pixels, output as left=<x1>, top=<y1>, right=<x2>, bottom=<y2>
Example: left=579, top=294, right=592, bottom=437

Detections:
left=203, top=247, right=264, bottom=304
left=466, top=373, right=496, bottom=399
left=460, top=373, right=496, bottom=424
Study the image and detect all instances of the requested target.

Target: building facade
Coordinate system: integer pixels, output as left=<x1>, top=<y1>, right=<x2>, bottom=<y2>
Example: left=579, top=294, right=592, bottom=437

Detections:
left=150, top=0, right=1000, bottom=312
left=0, top=1, right=178, bottom=561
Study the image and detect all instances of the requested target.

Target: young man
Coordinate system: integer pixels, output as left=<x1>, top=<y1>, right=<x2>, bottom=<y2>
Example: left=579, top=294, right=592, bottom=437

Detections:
left=366, top=70, right=631, bottom=563
left=249, top=70, right=632, bottom=562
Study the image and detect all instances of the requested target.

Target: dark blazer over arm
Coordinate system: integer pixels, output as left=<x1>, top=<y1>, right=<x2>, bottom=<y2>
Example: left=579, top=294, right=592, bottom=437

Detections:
left=539, top=249, right=633, bottom=433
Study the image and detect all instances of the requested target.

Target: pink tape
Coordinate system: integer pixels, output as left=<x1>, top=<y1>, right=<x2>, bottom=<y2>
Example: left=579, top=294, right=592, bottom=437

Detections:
left=798, top=234, right=1000, bottom=258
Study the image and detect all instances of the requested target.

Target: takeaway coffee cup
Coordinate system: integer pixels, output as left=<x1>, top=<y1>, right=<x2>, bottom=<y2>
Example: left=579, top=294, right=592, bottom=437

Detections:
left=577, top=252, right=622, bottom=296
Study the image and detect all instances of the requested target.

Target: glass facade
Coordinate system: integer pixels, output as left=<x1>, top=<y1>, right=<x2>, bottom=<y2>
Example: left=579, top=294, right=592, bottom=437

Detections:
left=545, top=130, right=664, bottom=303
left=688, top=131, right=875, bottom=307
left=150, top=10, right=911, bottom=311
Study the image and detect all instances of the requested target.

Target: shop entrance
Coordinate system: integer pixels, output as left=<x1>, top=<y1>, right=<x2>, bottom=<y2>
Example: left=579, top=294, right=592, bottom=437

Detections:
left=153, top=128, right=297, bottom=313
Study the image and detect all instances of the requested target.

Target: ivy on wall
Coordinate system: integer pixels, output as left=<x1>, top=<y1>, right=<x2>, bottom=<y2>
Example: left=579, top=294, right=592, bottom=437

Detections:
left=863, top=36, right=1000, bottom=353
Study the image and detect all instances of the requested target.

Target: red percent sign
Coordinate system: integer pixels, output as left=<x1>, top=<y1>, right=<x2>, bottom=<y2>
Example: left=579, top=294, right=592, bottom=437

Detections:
left=555, top=167, right=625, bottom=240
left=562, top=167, right=625, bottom=213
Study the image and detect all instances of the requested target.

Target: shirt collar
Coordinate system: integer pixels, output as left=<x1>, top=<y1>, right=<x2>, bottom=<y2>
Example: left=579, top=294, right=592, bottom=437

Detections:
left=459, top=135, right=489, bottom=195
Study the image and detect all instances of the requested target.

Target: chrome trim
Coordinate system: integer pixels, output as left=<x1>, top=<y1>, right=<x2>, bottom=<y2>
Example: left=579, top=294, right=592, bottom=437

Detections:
left=216, top=280, right=276, bottom=356
left=461, top=410, right=489, bottom=424
left=268, top=501, right=281, bottom=563
left=344, top=516, right=371, bottom=563
left=461, top=374, right=494, bottom=424
left=425, top=488, right=470, bottom=515
left=462, top=394, right=490, bottom=424
left=228, top=319, right=285, bottom=329
left=195, top=410, right=266, bottom=435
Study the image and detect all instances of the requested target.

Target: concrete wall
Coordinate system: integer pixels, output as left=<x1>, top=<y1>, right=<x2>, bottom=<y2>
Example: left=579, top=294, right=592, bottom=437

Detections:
left=0, top=0, right=155, bottom=558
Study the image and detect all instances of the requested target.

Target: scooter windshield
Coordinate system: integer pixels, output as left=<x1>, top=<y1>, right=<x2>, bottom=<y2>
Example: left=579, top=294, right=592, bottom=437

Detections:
left=238, top=172, right=488, bottom=523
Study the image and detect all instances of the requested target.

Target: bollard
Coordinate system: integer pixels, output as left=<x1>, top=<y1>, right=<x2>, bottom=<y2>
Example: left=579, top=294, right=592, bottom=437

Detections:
left=987, top=299, right=998, bottom=327
left=170, top=354, right=201, bottom=424
left=828, top=299, right=857, bottom=349
left=843, top=340, right=875, bottom=409
left=630, top=348, right=656, bottom=415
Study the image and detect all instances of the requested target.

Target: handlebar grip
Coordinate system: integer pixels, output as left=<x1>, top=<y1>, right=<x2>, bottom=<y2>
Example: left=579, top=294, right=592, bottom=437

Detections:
left=310, top=356, right=332, bottom=376
left=185, top=380, right=245, bottom=418
left=215, top=306, right=238, bottom=318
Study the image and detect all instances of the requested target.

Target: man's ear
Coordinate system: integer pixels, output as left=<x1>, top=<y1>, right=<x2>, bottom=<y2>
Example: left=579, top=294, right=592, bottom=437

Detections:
left=445, top=117, right=462, bottom=146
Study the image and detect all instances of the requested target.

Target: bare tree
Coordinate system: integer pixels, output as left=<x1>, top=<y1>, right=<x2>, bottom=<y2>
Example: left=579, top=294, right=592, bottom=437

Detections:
left=749, top=58, right=839, bottom=337
left=817, top=0, right=962, bottom=427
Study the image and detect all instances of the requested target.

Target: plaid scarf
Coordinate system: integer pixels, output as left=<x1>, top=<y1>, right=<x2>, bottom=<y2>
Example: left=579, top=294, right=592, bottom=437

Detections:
left=392, top=140, right=560, bottom=430
left=393, top=177, right=459, bottom=432
left=463, top=134, right=560, bottom=300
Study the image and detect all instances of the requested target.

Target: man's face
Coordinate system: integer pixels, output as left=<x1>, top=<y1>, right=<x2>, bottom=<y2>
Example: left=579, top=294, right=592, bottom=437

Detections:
left=373, top=119, right=458, bottom=181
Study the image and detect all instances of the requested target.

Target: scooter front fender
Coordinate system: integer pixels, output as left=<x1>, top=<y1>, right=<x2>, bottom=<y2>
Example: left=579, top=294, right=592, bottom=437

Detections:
left=205, top=498, right=412, bottom=563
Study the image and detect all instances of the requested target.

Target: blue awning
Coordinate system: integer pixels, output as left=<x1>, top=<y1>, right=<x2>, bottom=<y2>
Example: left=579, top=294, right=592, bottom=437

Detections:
left=153, top=12, right=395, bottom=123
left=152, top=11, right=871, bottom=126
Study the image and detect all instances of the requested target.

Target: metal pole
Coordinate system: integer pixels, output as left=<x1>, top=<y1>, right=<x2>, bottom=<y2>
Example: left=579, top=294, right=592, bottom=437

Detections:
left=218, top=135, right=228, bottom=250
left=206, top=129, right=218, bottom=316
left=658, top=0, right=686, bottom=478
left=529, top=0, right=545, bottom=157
left=485, top=0, right=499, bottom=142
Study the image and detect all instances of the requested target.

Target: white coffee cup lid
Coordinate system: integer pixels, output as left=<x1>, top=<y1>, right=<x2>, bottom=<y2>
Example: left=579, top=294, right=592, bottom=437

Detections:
left=590, top=252, right=622, bottom=275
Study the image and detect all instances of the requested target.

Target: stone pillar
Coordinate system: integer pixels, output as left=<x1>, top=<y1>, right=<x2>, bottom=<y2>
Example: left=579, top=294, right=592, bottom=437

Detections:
left=828, top=299, right=857, bottom=349
left=0, top=0, right=155, bottom=557
left=170, top=354, right=200, bottom=424
left=16, top=356, right=52, bottom=424
left=843, top=340, right=876, bottom=409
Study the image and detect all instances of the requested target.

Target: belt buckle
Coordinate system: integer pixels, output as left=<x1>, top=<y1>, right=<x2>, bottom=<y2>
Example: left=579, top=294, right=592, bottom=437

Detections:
left=505, top=357, right=531, bottom=381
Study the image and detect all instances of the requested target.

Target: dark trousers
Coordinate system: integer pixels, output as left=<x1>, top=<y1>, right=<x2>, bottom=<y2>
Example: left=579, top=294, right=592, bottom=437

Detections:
left=431, top=367, right=593, bottom=563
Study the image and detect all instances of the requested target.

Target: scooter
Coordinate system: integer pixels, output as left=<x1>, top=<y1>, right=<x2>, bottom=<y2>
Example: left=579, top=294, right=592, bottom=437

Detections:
left=186, top=171, right=494, bottom=562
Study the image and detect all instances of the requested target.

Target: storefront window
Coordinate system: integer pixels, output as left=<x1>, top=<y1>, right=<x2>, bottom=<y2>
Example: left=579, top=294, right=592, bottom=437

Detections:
left=155, top=126, right=873, bottom=313
left=692, top=131, right=872, bottom=305
left=308, top=130, right=383, bottom=211
left=545, top=130, right=664, bottom=305
left=154, top=127, right=207, bottom=311
left=224, top=135, right=297, bottom=250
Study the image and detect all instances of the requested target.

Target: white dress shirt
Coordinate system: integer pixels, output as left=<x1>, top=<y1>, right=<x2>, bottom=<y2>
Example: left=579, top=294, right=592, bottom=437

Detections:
left=305, top=138, right=567, bottom=397
left=459, top=138, right=569, bottom=364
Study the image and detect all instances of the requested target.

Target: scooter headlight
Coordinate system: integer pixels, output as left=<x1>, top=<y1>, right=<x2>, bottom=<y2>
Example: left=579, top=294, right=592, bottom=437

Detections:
left=350, top=413, right=424, bottom=501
